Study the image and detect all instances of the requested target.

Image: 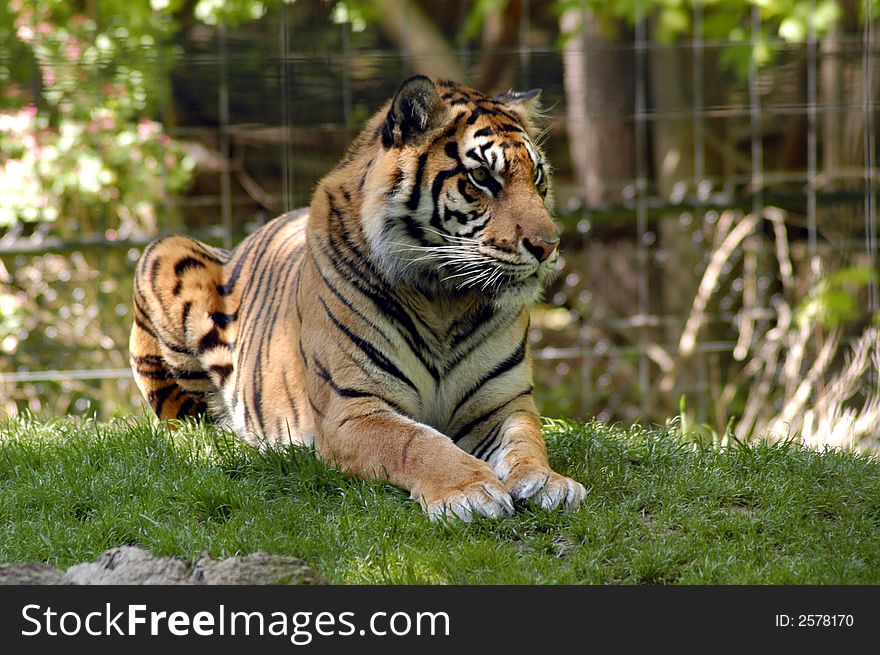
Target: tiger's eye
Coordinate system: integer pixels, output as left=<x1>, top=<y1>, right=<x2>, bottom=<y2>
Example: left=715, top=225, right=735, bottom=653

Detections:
left=469, top=167, right=490, bottom=184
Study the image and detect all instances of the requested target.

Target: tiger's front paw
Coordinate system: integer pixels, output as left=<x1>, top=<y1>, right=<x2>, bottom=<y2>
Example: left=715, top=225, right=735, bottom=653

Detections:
left=504, top=466, right=586, bottom=510
left=420, top=478, right=514, bottom=522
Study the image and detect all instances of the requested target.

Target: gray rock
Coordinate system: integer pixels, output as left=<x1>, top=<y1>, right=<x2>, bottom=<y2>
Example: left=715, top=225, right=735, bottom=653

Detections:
left=189, top=551, right=325, bottom=585
left=0, top=546, right=324, bottom=585
left=64, top=546, right=191, bottom=585
left=0, top=562, right=67, bottom=585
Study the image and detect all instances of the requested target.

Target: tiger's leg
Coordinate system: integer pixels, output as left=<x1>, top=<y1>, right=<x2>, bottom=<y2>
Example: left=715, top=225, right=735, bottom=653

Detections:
left=487, top=412, right=586, bottom=509
left=314, top=404, right=515, bottom=522
left=129, top=235, right=231, bottom=421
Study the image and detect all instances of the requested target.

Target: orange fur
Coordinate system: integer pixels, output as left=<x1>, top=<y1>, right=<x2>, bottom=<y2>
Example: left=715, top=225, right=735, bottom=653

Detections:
left=130, top=77, right=585, bottom=520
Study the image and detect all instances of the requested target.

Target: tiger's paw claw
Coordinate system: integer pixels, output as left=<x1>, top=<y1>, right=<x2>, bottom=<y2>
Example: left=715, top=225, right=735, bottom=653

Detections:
left=505, top=466, right=586, bottom=511
left=422, top=480, right=514, bottom=522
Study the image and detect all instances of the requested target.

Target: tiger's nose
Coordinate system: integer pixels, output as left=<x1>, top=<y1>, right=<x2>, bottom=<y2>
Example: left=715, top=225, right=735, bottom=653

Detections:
left=522, top=235, right=559, bottom=263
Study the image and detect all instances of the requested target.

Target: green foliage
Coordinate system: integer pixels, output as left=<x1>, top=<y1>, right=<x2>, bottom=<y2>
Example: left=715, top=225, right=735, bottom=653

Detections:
left=0, top=0, right=304, bottom=232
left=796, top=266, right=879, bottom=329
left=461, top=0, right=509, bottom=41
left=0, top=1, right=197, bottom=232
left=330, top=1, right=372, bottom=32
left=1, top=415, right=879, bottom=583
left=0, top=106, right=193, bottom=232
left=556, top=0, right=856, bottom=77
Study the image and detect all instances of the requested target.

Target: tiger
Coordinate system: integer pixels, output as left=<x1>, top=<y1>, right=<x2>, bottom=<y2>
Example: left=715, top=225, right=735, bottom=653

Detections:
left=130, top=75, right=586, bottom=521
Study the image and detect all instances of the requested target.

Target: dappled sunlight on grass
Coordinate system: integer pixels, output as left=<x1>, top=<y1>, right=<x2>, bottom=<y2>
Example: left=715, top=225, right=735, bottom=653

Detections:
left=0, top=415, right=879, bottom=583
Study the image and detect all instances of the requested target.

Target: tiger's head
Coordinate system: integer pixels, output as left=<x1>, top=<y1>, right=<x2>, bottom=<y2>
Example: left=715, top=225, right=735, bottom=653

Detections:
left=357, top=76, right=559, bottom=310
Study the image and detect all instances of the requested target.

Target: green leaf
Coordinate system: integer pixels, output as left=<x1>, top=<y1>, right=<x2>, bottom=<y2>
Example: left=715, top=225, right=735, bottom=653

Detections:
left=655, top=5, right=692, bottom=43
left=778, top=15, right=806, bottom=41
left=796, top=267, right=879, bottom=329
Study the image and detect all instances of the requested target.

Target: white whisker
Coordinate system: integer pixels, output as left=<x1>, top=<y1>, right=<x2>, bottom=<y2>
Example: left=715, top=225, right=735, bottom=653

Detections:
left=420, top=226, right=482, bottom=245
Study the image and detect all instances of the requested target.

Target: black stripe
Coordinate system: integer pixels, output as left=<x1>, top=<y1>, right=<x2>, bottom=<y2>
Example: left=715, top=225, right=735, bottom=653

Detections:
left=444, top=207, right=472, bottom=226
left=443, top=311, right=518, bottom=377
left=458, top=213, right=491, bottom=239
left=209, top=364, right=233, bottom=385
left=298, top=339, right=308, bottom=370
left=400, top=213, right=427, bottom=242
left=312, top=266, right=391, bottom=346
left=466, top=107, right=489, bottom=125
left=482, top=439, right=504, bottom=462
left=451, top=333, right=527, bottom=416
left=314, top=196, right=439, bottom=380
left=457, top=178, right=477, bottom=203
left=210, top=311, right=236, bottom=328
left=430, top=166, right=464, bottom=231
left=307, top=394, right=325, bottom=419
left=357, top=159, right=371, bottom=192
left=198, top=327, right=228, bottom=353
left=451, top=387, right=533, bottom=443
left=386, top=168, right=405, bottom=198
left=178, top=397, right=196, bottom=416
left=169, top=368, right=209, bottom=380
left=132, top=315, right=158, bottom=341
left=448, top=303, right=496, bottom=349
left=358, top=284, right=439, bottom=381
left=319, top=296, right=418, bottom=393
left=148, top=257, right=162, bottom=290
left=318, top=233, right=435, bottom=377
left=192, top=243, right=229, bottom=265
left=312, top=357, right=373, bottom=399
left=473, top=421, right=506, bottom=460
left=220, top=214, right=298, bottom=295
left=282, top=371, right=301, bottom=433
left=326, top=188, right=396, bottom=287
left=149, top=384, right=178, bottom=417
left=444, top=141, right=460, bottom=162
left=406, top=153, right=429, bottom=210
left=432, top=121, right=461, bottom=150
left=132, top=304, right=191, bottom=356
left=174, top=256, right=206, bottom=276
left=312, top=356, right=406, bottom=413
left=130, top=354, right=167, bottom=366
left=338, top=408, right=389, bottom=429
left=234, top=220, right=301, bottom=369
left=400, top=432, right=417, bottom=466
left=250, top=350, right=267, bottom=436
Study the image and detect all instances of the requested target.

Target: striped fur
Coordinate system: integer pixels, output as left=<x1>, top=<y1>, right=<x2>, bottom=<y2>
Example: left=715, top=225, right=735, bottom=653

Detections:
left=130, top=77, right=585, bottom=520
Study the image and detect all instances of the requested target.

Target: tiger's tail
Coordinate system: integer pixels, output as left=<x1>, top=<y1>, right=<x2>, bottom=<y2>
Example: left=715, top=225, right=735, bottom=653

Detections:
left=129, top=235, right=233, bottom=420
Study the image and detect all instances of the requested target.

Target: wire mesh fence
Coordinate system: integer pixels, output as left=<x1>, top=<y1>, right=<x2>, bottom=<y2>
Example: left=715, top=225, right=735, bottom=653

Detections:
left=1, top=1, right=877, bottom=443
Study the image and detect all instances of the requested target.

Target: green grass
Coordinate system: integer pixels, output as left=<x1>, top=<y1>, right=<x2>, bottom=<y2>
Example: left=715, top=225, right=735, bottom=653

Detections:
left=1, top=414, right=879, bottom=584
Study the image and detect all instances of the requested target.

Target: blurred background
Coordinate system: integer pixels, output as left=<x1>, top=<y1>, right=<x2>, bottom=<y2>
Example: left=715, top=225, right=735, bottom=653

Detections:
left=0, top=0, right=878, bottom=450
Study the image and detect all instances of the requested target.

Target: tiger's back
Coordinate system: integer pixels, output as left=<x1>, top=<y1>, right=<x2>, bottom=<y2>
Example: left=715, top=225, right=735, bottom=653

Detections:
left=130, top=209, right=311, bottom=443
left=131, top=76, right=585, bottom=521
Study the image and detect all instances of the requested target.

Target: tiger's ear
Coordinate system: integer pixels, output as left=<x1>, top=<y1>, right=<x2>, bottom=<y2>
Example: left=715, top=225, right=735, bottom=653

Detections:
left=382, top=75, right=448, bottom=148
left=495, top=88, right=542, bottom=122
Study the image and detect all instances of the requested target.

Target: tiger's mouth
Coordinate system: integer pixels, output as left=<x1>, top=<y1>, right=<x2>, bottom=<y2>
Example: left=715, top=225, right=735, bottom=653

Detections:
left=431, top=251, right=555, bottom=303
left=385, top=228, right=556, bottom=303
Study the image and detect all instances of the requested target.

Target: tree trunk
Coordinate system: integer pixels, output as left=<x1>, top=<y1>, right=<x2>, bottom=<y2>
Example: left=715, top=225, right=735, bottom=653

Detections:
left=371, top=0, right=466, bottom=81
left=649, top=41, right=699, bottom=331
left=473, top=0, right=524, bottom=94
left=560, top=7, right=636, bottom=207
